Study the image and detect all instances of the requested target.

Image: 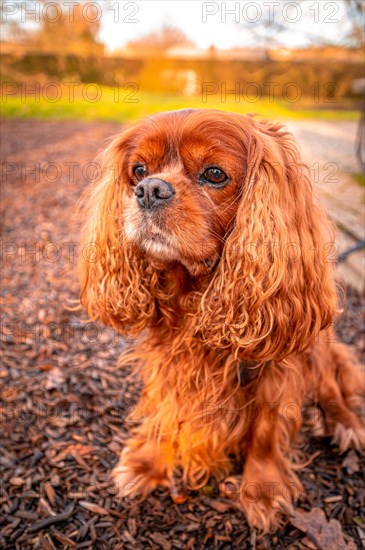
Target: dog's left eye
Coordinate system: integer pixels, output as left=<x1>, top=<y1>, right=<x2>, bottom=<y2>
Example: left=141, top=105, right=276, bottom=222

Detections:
left=200, top=167, right=228, bottom=186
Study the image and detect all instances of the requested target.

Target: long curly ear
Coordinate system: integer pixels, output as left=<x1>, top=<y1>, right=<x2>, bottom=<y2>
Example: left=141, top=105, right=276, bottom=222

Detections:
left=79, top=127, right=156, bottom=337
left=196, top=119, right=338, bottom=361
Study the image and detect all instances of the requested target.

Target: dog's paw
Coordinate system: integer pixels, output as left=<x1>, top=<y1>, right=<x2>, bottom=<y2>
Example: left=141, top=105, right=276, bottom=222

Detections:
left=111, top=448, right=145, bottom=498
left=111, top=445, right=170, bottom=499
left=241, top=490, right=293, bottom=533
left=220, top=474, right=295, bottom=533
left=221, top=464, right=302, bottom=533
left=331, top=421, right=365, bottom=453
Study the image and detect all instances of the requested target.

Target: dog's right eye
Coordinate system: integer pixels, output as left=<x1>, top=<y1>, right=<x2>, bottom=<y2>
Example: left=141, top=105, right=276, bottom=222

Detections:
left=133, top=164, right=148, bottom=182
left=199, top=166, right=229, bottom=187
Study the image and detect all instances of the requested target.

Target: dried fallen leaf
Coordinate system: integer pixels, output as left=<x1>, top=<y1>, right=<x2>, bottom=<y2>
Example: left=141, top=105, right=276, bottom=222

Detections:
left=291, top=508, right=357, bottom=550
left=45, top=367, right=65, bottom=390
left=2, top=388, right=18, bottom=402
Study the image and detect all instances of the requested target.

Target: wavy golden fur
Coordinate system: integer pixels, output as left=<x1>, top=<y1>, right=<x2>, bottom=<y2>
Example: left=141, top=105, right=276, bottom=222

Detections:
left=80, top=109, right=364, bottom=532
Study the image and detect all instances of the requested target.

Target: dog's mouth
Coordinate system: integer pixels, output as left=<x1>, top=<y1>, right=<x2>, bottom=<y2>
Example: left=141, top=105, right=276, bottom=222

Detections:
left=124, top=215, right=221, bottom=275
left=137, top=234, right=220, bottom=276
left=139, top=230, right=179, bottom=260
left=125, top=213, right=175, bottom=253
left=141, top=228, right=222, bottom=272
left=145, top=232, right=168, bottom=244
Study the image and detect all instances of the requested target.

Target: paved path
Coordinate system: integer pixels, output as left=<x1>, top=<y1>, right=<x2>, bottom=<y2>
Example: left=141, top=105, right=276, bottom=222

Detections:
left=287, top=120, right=364, bottom=292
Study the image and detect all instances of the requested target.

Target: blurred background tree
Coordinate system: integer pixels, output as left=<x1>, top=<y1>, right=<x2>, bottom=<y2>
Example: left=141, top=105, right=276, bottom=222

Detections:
left=33, top=1, right=103, bottom=55
left=243, top=0, right=364, bottom=48
left=1, top=0, right=104, bottom=54
left=344, top=0, right=365, bottom=46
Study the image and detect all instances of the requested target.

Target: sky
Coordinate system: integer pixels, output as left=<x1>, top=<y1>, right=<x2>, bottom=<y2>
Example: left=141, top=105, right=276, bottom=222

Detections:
left=98, top=0, right=353, bottom=51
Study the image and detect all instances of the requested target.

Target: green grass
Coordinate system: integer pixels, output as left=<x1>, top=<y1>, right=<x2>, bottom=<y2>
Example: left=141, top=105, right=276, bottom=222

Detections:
left=0, top=86, right=360, bottom=122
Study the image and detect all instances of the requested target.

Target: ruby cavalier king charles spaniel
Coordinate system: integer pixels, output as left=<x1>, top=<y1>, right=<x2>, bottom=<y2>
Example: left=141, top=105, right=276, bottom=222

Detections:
left=80, top=109, right=364, bottom=532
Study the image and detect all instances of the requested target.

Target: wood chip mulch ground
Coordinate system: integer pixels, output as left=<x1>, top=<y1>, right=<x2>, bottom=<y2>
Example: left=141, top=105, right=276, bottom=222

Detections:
left=1, top=119, right=364, bottom=549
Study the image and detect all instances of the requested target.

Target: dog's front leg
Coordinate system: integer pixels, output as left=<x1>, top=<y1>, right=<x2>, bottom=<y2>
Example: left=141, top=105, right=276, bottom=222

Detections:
left=239, top=364, right=304, bottom=533
left=112, top=417, right=178, bottom=498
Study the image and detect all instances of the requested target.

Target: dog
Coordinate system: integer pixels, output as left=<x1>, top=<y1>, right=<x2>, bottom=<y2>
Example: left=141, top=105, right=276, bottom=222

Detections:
left=80, top=109, right=364, bottom=532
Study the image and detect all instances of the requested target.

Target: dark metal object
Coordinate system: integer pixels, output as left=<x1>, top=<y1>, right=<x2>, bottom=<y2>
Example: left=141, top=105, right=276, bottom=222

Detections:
left=338, top=240, right=365, bottom=263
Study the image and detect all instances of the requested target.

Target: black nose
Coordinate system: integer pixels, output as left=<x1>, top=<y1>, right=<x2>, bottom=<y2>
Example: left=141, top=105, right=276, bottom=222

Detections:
left=134, top=178, right=175, bottom=210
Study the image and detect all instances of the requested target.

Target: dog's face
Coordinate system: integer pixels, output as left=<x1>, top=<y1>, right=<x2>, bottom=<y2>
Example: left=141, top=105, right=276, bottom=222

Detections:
left=121, top=110, right=249, bottom=275
left=81, top=108, right=337, bottom=358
